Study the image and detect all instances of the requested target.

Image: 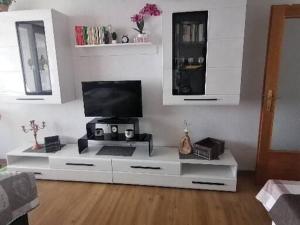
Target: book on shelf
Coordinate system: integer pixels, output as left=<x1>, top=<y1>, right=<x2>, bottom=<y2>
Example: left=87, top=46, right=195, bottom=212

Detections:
left=75, top=25, right=105, bottom=46
left=181, top=23, right=204, bottom=43
left=198, top=24, right=204, bottom=42
left=75, top=26, right=84, bottom=45
left=182, top=24, right=191, bottom=42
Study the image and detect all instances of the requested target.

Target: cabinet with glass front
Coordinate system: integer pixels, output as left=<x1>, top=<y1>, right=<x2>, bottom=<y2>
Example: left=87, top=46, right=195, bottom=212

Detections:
left=172, top=11, right=208, bottom=96
left=162, top=2, right=247, bottom=105
left=0, top=9, right=74, bottom=104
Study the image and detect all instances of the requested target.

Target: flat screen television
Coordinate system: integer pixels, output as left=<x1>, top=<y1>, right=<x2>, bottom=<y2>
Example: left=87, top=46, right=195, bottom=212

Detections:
left=82, top=80, right=143, bottom=118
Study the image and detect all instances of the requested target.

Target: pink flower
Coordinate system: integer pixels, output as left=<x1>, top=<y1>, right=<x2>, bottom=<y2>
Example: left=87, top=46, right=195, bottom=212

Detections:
left=131, top=14, right=144, bottom=23
left=139, top=3, right=162, bottom=16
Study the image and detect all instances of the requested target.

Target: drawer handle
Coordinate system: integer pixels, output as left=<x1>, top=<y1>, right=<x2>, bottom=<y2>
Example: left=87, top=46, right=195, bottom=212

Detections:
left=34, top=172, right=42, bottom=175
left=130, top=166, right=161, bottom=170
left=66, top=163, right=95, bottom=167
left=16, top=98, right=45, bottom=100
left=192, top=181, right=225, bottom=186
left=184, top=98, right=218, bottom=101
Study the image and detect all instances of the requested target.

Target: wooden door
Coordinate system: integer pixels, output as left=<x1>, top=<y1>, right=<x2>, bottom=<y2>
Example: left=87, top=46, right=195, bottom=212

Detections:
left=256, top=5, right=300, bottom=184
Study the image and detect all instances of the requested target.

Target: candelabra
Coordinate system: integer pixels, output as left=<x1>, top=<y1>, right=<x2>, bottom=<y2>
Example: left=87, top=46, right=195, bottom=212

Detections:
left=22, top=120, right=46, bottom=150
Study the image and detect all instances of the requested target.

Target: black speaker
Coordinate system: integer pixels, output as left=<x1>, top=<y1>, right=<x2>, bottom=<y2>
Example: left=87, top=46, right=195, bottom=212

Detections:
left=110, top=125, right=118, bottom=139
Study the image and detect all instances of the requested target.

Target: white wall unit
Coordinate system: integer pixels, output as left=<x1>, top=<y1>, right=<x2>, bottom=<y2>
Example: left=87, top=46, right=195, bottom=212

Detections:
left=208, top=7, right=246, bottom=39
left=0, top=9, right=75, bottom=104
left=0, top=15, right=19, bottom=47
left=206, top=39, right=244, bottom=68
left=6, top=144, right=238, bottom=192
left=0, top=47, right=22, bottom=72
left=162, top=1, right=247, bottom=105
left=0, top=0, right=268, bottom=171
left=205, top=68, right=242, bottom=95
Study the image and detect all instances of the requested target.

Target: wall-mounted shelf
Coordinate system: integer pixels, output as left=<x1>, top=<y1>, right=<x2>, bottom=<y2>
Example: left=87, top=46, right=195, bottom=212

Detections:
left=75, top=42, right=153, bottom=48
left=74, top=42, right=158, bottom=57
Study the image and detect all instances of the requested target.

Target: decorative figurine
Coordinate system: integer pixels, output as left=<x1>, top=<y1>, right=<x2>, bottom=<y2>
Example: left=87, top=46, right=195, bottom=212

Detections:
left=112, top=32, right=117, bottom=44
left=179, top=120, right=193, bottom=155
left=103, top=26, right=110, bottom=44
left=22, top=120, right=46, bottom=150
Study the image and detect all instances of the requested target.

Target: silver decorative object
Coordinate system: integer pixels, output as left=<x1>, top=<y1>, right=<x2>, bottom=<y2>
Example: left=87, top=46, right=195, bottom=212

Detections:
left=22, top=120, right=46, bottom=150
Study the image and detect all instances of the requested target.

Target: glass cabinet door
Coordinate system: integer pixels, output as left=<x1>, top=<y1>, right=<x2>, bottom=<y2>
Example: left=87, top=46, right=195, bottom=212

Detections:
left=16, top=21, right=52, bottom=95
left=172, top=11, right=208, bottom=95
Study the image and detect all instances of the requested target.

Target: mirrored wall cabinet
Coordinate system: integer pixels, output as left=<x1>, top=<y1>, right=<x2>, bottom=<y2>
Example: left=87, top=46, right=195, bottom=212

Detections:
left=0, top=9, right=74, bottom=104
left=162, top=1, right=247, bottom=105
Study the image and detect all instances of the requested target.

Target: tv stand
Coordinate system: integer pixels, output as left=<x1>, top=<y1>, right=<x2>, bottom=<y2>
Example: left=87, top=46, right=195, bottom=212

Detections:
left=86, top=118, right=140, bottom=137
left=6, top=145, right=238, bottom=192
left=78, top=118, right=153, bottom=156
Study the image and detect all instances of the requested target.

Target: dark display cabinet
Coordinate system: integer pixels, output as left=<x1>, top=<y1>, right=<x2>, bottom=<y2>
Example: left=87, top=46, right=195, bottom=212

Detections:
left=172, top=11, right=208, bottom=95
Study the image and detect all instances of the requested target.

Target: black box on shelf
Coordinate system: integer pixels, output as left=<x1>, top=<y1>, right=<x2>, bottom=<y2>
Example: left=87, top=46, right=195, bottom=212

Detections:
left=44, top=136, right=61, bottom=153
left=193, top=138, right=225, bottom=160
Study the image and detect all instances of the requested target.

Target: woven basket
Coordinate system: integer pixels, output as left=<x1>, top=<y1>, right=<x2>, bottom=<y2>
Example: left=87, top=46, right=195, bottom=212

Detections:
left=0, top=4, right=9, bottom=12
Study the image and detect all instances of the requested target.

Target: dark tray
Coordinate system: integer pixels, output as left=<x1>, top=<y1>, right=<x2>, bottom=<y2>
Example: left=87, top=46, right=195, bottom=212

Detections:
left=24, top=144, right=65, bottom=153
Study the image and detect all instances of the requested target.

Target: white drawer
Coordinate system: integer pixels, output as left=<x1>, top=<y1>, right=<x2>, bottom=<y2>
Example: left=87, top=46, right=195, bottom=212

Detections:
left=113, top=172, right=236, bottom=192
left=49, top=157, right=111, bottom=171
left=7, top=167, right=112, bottom=183
left=48, top=170, right=112, bottom=183
left=7, top=167, right=53, bottom=180
left=177, top=176, right=236, bottom=192
left=112, top=159, right=180, bottom=175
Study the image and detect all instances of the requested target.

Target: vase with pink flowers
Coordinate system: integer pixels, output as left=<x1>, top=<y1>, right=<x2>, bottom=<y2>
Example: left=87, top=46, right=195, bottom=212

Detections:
left=131, top=3, right=162, bottom=43
left=0, top=0, right=15, bottom=12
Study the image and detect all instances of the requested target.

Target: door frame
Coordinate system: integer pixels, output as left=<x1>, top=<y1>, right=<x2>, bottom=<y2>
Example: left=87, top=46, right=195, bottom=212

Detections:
left=256, top=4, right=300, bottom=184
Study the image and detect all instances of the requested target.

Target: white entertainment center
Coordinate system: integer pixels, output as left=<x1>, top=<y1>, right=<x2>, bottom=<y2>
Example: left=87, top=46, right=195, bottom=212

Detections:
left=6, top=143, right=238, bottom=192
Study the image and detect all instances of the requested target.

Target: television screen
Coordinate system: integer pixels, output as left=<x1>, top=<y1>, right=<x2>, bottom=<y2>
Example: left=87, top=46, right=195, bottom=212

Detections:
left=82, top=81, right=143, bottom=118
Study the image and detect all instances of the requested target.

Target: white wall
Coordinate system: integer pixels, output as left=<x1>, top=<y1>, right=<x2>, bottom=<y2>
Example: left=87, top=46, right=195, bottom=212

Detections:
left=0, top=0, right=285, bottom=170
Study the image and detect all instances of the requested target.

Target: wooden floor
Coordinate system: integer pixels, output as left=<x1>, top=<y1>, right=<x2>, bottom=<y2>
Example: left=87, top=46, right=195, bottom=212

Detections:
left=29, top=172, right=271, bottom=225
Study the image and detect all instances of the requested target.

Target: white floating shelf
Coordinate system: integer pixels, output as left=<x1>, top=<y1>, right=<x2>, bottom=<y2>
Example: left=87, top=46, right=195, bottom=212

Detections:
left=179, top=150, right=238, bottom=166
left=181, top=164, right=235, bottom=180
left=74, top=42, right=158, bottom=57
left=75, top=42, right=153, bottom=48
